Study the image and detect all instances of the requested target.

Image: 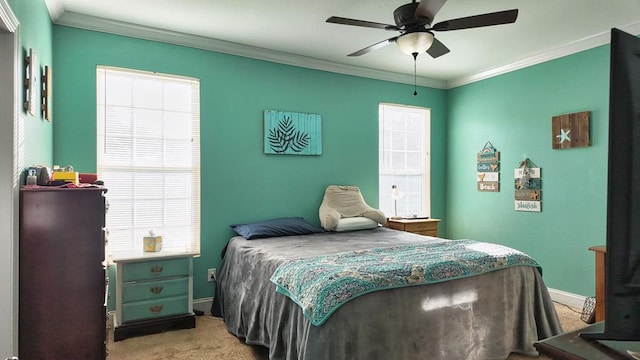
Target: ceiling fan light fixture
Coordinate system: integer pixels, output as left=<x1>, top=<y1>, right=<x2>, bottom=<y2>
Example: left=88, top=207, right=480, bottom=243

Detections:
left=396, top=31, right=434, bottom=56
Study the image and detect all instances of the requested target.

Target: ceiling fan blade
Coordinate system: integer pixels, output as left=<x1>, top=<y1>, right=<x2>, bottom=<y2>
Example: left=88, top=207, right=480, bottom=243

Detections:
left=415, top=0, right=448, bottom=22
left=326, top=16, right=398, bottom=30
left=426, top=37, right=450, bottom=58
left=431, top=9, right=518, bottom=32
left=348, top=37, right=398, bottom=57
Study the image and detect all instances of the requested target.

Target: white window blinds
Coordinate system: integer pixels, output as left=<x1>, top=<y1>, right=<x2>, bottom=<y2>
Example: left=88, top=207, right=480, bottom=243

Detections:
left=378, top=103, right=431, bottom=218
left=97, top=66, right=201, bottom=258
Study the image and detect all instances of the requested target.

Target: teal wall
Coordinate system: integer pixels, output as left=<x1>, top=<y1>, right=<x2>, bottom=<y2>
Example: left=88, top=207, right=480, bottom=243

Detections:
left=446, top=47, right=610, bottom=296
left=51, top=26, right=448, bottom=300
left=12, top=0, right=615, bottom=304
left=8, top=0, right=53, bottom=167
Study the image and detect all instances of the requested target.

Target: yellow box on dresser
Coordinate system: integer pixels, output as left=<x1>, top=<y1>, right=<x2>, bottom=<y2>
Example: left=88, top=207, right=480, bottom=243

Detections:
left=52, top=171, right=79, bottom=184
left=386, top=218, right=441, bottom=237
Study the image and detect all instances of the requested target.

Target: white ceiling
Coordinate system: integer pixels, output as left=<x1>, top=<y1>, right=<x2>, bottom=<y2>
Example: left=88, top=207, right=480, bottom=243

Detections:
left=43, top=0, right=640, bottom=88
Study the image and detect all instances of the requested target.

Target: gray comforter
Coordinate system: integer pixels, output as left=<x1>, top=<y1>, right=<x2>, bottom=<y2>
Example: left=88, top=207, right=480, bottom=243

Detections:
left=215, top=227, right=562, bottom=360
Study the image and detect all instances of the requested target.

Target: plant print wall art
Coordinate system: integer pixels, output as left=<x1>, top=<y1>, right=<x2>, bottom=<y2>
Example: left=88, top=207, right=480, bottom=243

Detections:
left=264, top=109, right=322, bottom=155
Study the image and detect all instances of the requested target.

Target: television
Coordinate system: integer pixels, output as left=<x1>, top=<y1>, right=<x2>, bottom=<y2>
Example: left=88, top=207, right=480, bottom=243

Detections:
left=580, top=28, right=640, bottom=343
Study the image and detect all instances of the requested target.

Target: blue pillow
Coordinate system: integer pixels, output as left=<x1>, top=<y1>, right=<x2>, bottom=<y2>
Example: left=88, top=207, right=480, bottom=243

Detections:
left=230, top=217, right=325, bottom=240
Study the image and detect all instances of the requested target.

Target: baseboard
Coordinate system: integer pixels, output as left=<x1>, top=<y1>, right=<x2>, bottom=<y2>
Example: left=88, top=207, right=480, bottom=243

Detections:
left=193, top=297, right=213, bottom=315
left=548, top=288, right=587, bottom=309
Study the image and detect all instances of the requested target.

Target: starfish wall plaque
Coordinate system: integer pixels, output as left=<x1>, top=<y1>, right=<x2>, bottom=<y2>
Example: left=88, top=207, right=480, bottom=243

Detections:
left=552, top=111, right=590, bottom=149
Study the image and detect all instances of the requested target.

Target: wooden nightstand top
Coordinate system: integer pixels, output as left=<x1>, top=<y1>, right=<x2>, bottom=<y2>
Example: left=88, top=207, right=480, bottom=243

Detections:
left=386, top=218, right=441, bottom=224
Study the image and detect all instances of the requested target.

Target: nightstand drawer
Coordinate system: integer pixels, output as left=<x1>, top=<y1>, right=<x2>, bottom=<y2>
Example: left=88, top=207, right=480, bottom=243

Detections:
left=122, top=295, right=189, bottom=323
left=404, top=221, right=438, bottom=232
left=122, top=258, right=190, bottom=282
left=387, top=218, right=441, bottom=237
left=122, top=277, right=189, bottom=303
left=388, top=222, right=406, bottom=231
left=414, top=230, right=438, bottom=237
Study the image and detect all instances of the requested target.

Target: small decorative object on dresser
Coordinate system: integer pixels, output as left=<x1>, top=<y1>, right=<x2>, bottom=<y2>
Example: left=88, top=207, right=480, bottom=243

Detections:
left=386, top=218, right=440, bottom=237
left=112, top=252, right=197, bottom=341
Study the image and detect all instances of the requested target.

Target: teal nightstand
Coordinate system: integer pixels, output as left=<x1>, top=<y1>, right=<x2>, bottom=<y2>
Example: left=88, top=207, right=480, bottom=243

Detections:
left=112, top=252, right=197, bottom=341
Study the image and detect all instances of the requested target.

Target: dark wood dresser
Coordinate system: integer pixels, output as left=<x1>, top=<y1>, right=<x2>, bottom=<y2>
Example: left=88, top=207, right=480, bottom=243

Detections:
left=19, top=187, right=108, bottom=360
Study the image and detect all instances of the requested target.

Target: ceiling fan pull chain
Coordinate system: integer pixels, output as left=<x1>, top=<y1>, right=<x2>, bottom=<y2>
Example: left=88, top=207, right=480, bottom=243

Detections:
left=412, top=52, right=418, bottom=96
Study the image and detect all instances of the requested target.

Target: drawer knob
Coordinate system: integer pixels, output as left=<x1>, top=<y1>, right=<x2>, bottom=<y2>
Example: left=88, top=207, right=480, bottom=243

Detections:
left=150, top=265, right=163, bottom=274
left=150, top=286, right=163, bottom=294
left=150, top=304, right=163, bottom=314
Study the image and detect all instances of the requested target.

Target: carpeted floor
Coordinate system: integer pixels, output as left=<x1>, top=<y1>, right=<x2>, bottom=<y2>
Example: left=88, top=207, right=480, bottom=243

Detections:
left=106, top=302, right=587, bottom=360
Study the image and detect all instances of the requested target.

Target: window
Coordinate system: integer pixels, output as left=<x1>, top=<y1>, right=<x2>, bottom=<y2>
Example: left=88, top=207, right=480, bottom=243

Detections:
left=97, top=66, right=200, bottom=258
left=378, top=103, right=430, bottom=218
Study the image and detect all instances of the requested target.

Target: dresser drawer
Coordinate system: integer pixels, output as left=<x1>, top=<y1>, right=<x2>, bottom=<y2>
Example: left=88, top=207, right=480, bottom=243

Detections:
left=122, top=295, right=189, bottom=323
left=122, top=258, right=190, bottom=282
left=122, top=277, right=189, bottom=303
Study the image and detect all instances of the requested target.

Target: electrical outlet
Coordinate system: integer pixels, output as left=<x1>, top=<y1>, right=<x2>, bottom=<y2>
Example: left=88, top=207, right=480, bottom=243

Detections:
left=207, top=268, right=216, bottom=282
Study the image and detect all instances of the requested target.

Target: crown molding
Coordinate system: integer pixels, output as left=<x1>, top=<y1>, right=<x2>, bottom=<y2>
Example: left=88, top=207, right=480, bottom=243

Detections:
left=0, top=0, right=19, bottom=32
left=447, top=21, right=640, bottom=89
left=47, top=9, right=640, bottom=90
left=43, top=0, right=64, bottom=22
left=54, top=12, right=447, bottom=89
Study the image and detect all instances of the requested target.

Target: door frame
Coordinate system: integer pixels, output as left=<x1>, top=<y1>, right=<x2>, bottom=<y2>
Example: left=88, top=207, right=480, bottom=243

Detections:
left=0, top=1, right=20, bottom=358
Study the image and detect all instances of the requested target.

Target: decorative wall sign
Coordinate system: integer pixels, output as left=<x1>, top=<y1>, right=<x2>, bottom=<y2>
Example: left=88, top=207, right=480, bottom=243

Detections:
left=514, top=158, right=541, bottom=212
left=477, top=162, right=500, bottom=172
left=552, top=111, right=590, bottom=149
left=477, top=142, right=500, bottom=192
left=477, top=172, right=499, bottom=182
left=264, top=109, right=322, bottom=155
left=24, top=48, right=38, bottom=116
left=477, top=182, right=499, bottom=192
left=41, top=65, right=51, bottom=121
left=515, top=190, right=541, bottom=201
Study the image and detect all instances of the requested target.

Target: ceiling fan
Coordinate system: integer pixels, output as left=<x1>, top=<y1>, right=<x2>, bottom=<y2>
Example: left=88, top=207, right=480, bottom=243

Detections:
left=326, top=0, right=518, bottom=59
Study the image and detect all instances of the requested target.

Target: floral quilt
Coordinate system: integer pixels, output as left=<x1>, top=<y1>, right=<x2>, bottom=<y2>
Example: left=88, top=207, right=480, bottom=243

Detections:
left=270, top=238, right=540, bottom=326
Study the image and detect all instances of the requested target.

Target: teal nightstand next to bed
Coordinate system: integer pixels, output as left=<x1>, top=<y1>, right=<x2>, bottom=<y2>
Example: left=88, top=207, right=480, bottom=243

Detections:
left=112, top=252, right=197, bottom=341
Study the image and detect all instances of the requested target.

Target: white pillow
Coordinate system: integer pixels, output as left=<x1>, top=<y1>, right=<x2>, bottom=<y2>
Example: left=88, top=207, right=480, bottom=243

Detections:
left=334, top=217, right=379, bottom=232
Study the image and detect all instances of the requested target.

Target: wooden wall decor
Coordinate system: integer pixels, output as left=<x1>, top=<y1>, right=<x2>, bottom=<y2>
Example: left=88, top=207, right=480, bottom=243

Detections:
left=477, top=142, right=500, bottom=192
left=41, top=65, right=51, bottom=121
left=24, top=48, right=38, bottom=116
left=514, top=158, right=541, bottom=212
left=552, top=111, right=590, bottom=149
left=264, top=109, right=322, bottom=155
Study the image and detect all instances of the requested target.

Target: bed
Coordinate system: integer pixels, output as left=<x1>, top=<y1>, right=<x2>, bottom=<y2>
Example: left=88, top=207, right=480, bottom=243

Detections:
left=213, top=226, right=562, bottom=360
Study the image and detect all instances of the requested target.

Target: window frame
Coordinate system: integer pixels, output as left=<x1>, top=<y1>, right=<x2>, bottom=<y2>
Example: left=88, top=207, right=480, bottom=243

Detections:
left=378, top=103, right=431, bottom=218
left=96, top=66, right=201, bottom=259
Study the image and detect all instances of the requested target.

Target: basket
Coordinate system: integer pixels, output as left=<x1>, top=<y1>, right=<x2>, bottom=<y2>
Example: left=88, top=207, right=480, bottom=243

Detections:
left=581, top=296, right=596, bottom=324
